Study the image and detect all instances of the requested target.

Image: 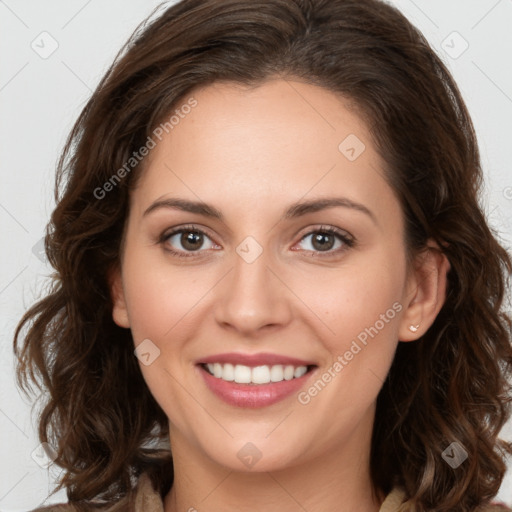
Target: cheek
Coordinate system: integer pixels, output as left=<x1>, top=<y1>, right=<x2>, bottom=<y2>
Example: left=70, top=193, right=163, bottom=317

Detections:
left=290, top=255, right=404, bottom=432
left=121, top=250, right=206, bottom=428
left=289, top=250, right=405, bottom=354
left=122, top=249, right=211, bottom=342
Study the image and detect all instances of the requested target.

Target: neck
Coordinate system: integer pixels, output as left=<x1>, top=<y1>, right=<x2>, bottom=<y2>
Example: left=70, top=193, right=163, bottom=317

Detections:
left=163, top=413, right=384, bottom=512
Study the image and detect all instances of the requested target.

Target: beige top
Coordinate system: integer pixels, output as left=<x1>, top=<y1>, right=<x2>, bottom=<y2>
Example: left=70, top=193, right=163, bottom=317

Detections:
left=30, top=472, right=511, bottom=512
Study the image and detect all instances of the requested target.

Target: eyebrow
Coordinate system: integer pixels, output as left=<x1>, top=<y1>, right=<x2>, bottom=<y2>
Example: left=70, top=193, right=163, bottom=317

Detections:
left=143, top=196, right=377, bottom=224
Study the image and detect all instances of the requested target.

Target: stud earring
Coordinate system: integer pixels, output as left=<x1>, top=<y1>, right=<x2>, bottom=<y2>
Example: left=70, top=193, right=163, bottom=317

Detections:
left=409, top=324, right=420, bottom=333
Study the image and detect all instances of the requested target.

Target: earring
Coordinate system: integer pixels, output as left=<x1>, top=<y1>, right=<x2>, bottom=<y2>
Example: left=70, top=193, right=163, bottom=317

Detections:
left=409, top=324, right=420, bottom=333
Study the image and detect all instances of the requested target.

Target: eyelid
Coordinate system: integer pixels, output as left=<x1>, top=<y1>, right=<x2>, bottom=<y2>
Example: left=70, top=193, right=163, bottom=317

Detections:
left=159, top=223, right=355, bottom=258
left=295, top=224, right=354, bottom=244
left=158, top=224, right=219, bottom=258
left=292, top=224, right=355, bottom=256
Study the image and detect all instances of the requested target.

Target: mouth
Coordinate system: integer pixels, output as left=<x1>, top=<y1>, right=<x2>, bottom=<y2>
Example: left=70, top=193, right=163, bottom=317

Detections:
left=199, top=362, right=317, bottom=385
left=196, top=361, right=319, bottom=408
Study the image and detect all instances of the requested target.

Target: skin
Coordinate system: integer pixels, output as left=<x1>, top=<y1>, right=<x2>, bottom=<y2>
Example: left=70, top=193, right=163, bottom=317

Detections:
left=110, top=78, right=449, bottom=512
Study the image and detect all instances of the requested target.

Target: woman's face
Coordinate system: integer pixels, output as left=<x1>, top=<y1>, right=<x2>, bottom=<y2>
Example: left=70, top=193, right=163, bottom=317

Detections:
left=111, top=78, right=421, bottom=472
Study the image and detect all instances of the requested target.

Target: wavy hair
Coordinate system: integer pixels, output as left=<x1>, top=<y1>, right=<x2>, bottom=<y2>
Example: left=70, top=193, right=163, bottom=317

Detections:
left=14, top=0, right=512, bottom=510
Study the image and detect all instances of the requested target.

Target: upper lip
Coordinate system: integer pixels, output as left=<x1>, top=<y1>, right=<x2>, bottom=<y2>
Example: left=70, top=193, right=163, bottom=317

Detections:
left=197, top=352, right=317, bottom=368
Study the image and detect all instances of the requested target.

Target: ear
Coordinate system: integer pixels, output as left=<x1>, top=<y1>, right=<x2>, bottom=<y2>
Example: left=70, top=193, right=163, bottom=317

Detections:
left=108, top=265, right=131, bottom=328
left=398, top=240, right=450, bottom=342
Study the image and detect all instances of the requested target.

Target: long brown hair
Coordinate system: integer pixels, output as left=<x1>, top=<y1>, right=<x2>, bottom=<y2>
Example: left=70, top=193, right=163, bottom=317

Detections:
left=14, top=0, right=512, bottom=510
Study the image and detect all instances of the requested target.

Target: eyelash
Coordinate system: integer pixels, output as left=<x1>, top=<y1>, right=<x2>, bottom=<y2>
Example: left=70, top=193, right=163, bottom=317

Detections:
left=158, top=224, right=355, bottom=259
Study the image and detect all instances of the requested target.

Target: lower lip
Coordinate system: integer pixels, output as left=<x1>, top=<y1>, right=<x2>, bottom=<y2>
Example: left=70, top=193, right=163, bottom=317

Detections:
left=197, top=365, right=316, bottom=408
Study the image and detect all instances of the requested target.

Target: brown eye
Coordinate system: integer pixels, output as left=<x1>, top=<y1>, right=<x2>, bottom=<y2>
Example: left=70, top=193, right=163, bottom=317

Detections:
left=160, top=226, right=218, bottom=257
left=310, top=232, right=336, bottom=251
left=179, top=231, right=204, bottom=251
left=296, top=226, right=354, bottom=256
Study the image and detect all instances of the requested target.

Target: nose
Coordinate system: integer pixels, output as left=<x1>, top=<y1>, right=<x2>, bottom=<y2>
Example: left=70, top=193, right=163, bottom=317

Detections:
left=213, top=247, right=293, bottom=336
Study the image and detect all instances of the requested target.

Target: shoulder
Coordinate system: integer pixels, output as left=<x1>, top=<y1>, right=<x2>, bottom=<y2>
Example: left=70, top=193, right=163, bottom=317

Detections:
left=381, top=487, right=512, bottom=512
left=28, top=472, right=162, bottom=512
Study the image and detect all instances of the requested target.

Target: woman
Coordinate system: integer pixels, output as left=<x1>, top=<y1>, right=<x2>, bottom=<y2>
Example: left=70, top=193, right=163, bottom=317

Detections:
left=14, top=0, right=512, bottom=510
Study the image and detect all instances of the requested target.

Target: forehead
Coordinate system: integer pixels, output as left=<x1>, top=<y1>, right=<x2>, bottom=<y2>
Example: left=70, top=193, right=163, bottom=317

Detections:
left=131, top=79, right=399, bottom=224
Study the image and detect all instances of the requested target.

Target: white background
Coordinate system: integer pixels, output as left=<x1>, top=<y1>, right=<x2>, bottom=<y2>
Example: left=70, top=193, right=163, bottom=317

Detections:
left=1, top=0, right=511, bottom=509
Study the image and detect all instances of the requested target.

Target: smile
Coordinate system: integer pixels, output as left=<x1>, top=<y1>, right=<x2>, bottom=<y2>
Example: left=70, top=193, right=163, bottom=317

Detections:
left=202, top=362, right=311, bottom=384
left=197, top=363, right=317, bottom=408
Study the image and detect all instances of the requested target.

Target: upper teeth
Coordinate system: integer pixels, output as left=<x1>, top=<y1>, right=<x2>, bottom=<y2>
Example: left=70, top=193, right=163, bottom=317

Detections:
left=205, top=363, right=309, bottom=384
